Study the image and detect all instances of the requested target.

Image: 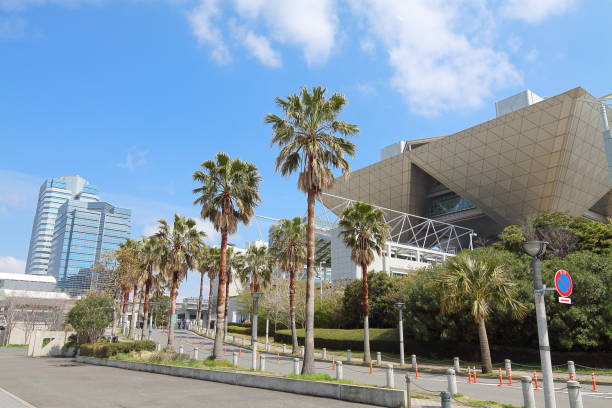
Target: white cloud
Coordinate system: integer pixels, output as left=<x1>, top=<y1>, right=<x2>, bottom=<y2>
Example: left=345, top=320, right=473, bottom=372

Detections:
left=360, top=38, right=375, bottom=54
left=507, top=33, right=522, bottom=53
left=233, top=0, right=337, bottom=65
left=0, top=16, right=27, bottom=39
left=501, top=0, right=577, bottom=23
left=188, top=0, right=231, bottom=65
left=351, top=0, right=521, bottom=115
left=525, top=48, right=539, bottom=62
left=117, top=149, right=148, bottom=170
left=0, top=256, right=26, bottom=274
left=242, top=30, right=281, bottom=67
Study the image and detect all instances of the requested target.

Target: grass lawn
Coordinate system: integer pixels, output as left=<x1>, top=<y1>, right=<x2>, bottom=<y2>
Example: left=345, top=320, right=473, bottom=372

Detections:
left=0, top=344, right=26, bottom=348
left=275, top=328, right=397, bottom=342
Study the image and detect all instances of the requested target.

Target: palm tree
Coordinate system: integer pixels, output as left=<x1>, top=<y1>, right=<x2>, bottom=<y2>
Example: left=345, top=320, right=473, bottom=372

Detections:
left=236, top=245, right=272, bottom=344
left=155, top=214, right=205, bottom=348
left=223, top=247, right=240, bottom=338
left=193, top=152, right=261, bottom=360
left=269, top=217, right=306, bottom=353
left=117, top=239, right=144, bottom=339
left=140, top=236, right=161, bottom=338
left=436, top=252, right=527, bottom=373
left=205, top=247, right=220, bottom=333
left=338, top=202, right=389, bottom=363
left=266, top=86, right=359, bottom=374
left=194, top=244, right=210, bottom=332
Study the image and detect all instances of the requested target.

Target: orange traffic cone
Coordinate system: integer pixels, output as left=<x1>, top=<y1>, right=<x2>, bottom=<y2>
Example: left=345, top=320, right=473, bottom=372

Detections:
left=591, top=371, right=599, bottom=392
left=468, top=366, right=473, bottom=384
left=370, top=360, right=373, bottom=375
left=508, top=368, right=513, bottom=386
left=332, top=357, right=335, bottom=371
left=415, top=363, right=419, bottom=379
left=498, top=368, right=503, bottom=387
left=472, top=366, right=477, bottom=383
left=277, top=352, right=280, bottom=362
left=533, top=371, right=541, bottom=390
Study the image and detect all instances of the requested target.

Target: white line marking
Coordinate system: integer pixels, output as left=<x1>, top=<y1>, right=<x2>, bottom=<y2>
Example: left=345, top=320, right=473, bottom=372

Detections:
left=0, top=386, right=38, bottom=408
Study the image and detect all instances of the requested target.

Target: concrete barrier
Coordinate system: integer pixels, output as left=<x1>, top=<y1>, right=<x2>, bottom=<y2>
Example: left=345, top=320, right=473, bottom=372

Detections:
left=76, top=356, right=406, bottom=408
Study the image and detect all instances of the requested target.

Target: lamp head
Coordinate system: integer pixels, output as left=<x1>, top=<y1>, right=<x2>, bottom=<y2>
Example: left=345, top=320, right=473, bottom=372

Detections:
left=251, top=292, right=263, bottom=300
left=520, top=241, right=547, bottom=257
left=395, top=302, right=405, bottom=309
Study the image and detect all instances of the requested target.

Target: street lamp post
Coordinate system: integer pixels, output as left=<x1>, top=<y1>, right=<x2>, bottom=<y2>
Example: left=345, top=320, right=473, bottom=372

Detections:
left=265, top=307, right=271, bottom=349
left=251, top=292, right=263, bottom=370
left=520, top=241, right=556, bottom=408
left=395, top=302, right=405, bottom=366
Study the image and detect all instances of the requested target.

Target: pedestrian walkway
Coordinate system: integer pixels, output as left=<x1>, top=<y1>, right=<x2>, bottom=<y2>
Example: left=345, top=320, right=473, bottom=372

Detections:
left=0, top=387, right=37, bottom=408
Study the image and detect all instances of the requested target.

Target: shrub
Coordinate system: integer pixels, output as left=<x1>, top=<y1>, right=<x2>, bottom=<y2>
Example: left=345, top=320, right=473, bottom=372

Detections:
left=79, top=340, right=155, bottom=358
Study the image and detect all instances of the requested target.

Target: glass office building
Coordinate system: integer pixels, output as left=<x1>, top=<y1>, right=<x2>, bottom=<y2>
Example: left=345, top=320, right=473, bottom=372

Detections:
left=26, top=175, right=131, bottom=296
left=46, top=200, right=131, bottom=296
left=25, top=175, right=99, bottom=276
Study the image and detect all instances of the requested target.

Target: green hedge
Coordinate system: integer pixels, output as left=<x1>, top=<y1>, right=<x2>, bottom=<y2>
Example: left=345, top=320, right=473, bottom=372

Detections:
left=227, top=325, right=251, bottom=335
left=79, top=340, right=156, bottom=358
left=274, top=328, right=400, bottom=353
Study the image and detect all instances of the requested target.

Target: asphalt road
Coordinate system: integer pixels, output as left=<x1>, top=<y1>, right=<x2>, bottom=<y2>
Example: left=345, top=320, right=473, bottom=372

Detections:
left=156, top=329, right=612, bottom=408
left=0, top=347, right=375, bottom=408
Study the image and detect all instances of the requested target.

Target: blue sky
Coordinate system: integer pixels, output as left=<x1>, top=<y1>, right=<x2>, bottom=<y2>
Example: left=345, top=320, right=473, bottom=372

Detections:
left=1, top=0, right=610, bottom=298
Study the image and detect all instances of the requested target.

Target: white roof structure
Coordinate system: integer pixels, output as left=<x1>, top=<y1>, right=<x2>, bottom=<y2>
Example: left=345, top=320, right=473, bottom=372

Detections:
left=0, top=273, right=57, bottom=283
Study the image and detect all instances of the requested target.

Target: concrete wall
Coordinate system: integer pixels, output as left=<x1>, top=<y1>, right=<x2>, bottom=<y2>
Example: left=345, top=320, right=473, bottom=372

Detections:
left=76, top=356, right=406, bottom=408
left=27, top=330, right=74, bottom=357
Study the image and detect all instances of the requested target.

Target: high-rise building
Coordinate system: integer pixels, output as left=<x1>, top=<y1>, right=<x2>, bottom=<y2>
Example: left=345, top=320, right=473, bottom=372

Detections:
left=25, top=175, right=99, bottom=275
left=25, top=175, right=131, bottom=295
left=47, top=201, right=131, bottom=295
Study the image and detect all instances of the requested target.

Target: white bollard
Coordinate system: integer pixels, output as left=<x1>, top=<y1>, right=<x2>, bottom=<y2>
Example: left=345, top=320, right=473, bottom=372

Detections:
left=259, top=355, right=266, bottom=371
left=453, top=357, right=460, bottom=373
left=266, top=343, right=270, bottom=352
left=521, top=376, right=536, bottom=408
left=251, top=346, right=257, bottom=370
left=568, top=361, right=576, bottom=379
left=386, top=364, right=395, bottom=388
left=322, top=348, right=327, bottom=359
left=232, top=351, right=238, bottom=367
left=232, top=336, right=236, bottom=343
left=156, top=342, right=161, bottom=351
left=179, top=345, right=184, bottom=355
left=282, top=344, right=286, bottom=353
left=567, top=380, right=583, bottom=408
left=505, top=359, right=512, bottom=378
left=293, top=358, right=300, bottom=375
left=336, top=361, right=343, bottom=380
left=447, top=369, right=457, bottom=396
left=411, top=354, right=417, bottom=370
left=301, top=346, right=304, bottom=357
left=347, top=349, right=351, bottom=363
left=377, top=352, right=382, bottom=365
left=193, top=349, right=199, bottom=359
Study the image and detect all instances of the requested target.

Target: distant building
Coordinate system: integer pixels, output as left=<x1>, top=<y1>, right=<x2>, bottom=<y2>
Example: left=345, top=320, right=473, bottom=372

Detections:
left=0, top=272, right=69, bottom=299
left=25, top=175, right=131, bottom=296
left=25, top=175, right=99, bottom=276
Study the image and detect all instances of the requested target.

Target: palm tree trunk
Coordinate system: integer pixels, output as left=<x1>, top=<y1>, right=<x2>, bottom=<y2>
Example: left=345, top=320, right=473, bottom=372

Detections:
left=223, top=270, right=230, bottom=338
left=142, top=276, right=151, bottom=338
left=362, top=262, right=371, bottom=362
left=302, top=187, right=316, bottom=375
left=120, top=287, right=129, bottom=335
left=477, top=319, right=493, bottom=373
left=197, top=270, right=204, bottom=331
left=129, top=286, right=138, bottom=338
left=167, top=272, right=178, bottom=348
left=206, top=277, right=214, bottom=332
left=289, top=269, right=298, bottom=353
left=111, top=296, right=118, bottom=337
left=213, top=228, right=228, bottom=360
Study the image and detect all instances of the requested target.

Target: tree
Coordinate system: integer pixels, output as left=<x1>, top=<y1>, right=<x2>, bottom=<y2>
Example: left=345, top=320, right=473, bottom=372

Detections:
left=267, top=86, right=359, bottom=374
left=436, top=252, right=527, bottom=373
left=338, top=202, right=389, bottom=362
left=116, top=239, right=144, bottom=338
left=65, top=294, right=115, bottom=345
left=155, top=214, right=205, bottom=348
left=194, top=244, right=210, bottom=331
left=204, top=247, right=220, bottom=331
left=236, top=246, right=273, bottom=311
left=223, top=247, right=240, bottom=337
left=140, top=236, right=161, bottom=338
left=193, top=152, right=261, bottom=360
left=269, top=217, right=307, bottom=353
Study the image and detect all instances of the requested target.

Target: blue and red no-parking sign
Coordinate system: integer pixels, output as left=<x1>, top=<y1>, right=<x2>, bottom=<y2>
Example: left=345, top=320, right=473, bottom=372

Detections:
left=554, top=269, right=573, bottom=298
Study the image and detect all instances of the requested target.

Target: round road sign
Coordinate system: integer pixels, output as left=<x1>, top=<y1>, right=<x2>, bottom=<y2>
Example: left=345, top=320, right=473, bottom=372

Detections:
left=554, top=270, right=573, bottom=298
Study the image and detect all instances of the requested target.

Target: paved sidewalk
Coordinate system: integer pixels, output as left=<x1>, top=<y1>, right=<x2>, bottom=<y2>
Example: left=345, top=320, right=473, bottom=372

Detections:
left=0, top=387, right=36, bottom=408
